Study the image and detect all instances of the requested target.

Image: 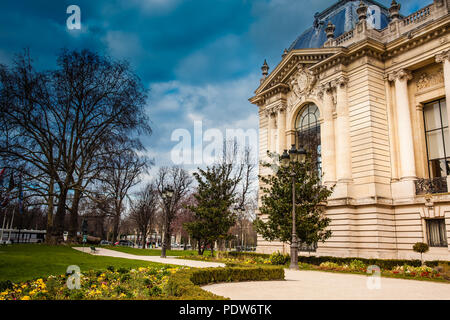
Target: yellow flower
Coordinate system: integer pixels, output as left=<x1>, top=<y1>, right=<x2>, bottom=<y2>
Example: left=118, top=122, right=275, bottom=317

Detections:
left=119, top=293, right=126, bottom=298
left=91, top=284, right=97, bottom=288
left=1, top=291, right=8, bottom=296
left=21, top=296, right=31, bottom=300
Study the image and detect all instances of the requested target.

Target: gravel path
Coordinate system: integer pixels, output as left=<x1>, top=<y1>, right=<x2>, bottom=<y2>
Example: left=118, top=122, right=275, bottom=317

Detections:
left=202, top=269, right=450, bottom=300
left=72, top=247, right=226, bottom=268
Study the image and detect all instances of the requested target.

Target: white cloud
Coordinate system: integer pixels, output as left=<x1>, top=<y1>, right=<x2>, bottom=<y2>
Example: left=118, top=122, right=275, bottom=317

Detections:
left=103, top=31, right=144, bottom=60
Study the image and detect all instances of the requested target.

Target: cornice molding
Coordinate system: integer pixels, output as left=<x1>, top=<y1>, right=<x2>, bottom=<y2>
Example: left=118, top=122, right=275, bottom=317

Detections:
left=384, top=19, right=450, bottom=60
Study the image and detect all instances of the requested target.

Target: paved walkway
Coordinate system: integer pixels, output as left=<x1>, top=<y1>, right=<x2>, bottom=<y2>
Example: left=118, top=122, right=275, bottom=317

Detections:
left=72, top=247, right=226, bottom=268
left=74, top=247, right=450, bottom=300
left=202, top=269, right=450, bottom=300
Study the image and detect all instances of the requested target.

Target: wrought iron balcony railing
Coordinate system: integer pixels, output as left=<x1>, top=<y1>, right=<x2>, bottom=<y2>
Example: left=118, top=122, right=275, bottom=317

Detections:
left=298, top=242, right=317, bottom=252
left=415, top=177, right=448, bottom=195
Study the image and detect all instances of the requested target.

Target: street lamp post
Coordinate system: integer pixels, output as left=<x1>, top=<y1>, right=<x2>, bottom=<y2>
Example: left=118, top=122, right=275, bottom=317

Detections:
left=281, top=144, right=306, bottom=270
left=161, top=186, right=174, bottom=258
left=236, top=206, right=245, bottom=250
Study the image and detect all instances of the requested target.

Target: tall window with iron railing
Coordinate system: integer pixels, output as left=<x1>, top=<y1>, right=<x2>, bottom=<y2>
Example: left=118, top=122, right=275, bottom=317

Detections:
left=419, top=98, right=449, bottom=194
left=294, top=103, right=321, bottom=252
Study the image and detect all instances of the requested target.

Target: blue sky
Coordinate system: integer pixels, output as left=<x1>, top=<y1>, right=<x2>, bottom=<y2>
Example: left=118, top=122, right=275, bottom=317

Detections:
left=0, top=0, right=427, bottom=181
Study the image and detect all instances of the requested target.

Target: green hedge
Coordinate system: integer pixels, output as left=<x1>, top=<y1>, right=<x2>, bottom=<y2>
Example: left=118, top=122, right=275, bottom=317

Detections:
left=223, top=251, right=271, bottom=260
left=165, top=266, right=285, bottom=300
left=297, top=256, right=450, bottom=270
left=423, top=260, right=450, bottom=268
left=224, top=252, right=450, bottom=270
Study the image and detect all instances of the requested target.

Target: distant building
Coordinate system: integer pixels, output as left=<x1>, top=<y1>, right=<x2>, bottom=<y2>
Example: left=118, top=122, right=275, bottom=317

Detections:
left=250, top=0, right=450, bottom=260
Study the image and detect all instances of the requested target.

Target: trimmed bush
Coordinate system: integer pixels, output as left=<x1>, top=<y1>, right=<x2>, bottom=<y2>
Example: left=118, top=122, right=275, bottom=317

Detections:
left=297, top=256, right=423, bottom=270
left=191, top=267, right=284, bottom=285
left=413, top=242, right=429, bottom=254
left=165, top=266, right=285, bottom=300
left=226, top=252, right=271, bottom=260
left=349, top=259, right=366, bottom=270
left=269, top=252, right=290, bottom=265
left=223, top=251, right=450, bottom=270
left=424, top=260, right=450, bottom=268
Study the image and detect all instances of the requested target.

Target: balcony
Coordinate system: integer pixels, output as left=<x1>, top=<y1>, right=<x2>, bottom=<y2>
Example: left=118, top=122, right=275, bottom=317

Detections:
left=298, top=242, right=317, bottom=252
left=415, top=177, right=448, bottom=195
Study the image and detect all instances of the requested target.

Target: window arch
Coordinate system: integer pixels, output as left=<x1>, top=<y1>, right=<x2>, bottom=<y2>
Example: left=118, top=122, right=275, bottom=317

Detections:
left=295, top=103, right=321, bottom=175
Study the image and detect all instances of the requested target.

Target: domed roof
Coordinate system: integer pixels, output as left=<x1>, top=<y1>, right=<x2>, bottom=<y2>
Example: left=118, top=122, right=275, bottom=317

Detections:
left=288, top=0, right=392, bottom=50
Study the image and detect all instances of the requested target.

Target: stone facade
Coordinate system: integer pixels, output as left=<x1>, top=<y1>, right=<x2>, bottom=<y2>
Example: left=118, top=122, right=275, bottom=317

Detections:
left=250, top=0, right=450, bottom=260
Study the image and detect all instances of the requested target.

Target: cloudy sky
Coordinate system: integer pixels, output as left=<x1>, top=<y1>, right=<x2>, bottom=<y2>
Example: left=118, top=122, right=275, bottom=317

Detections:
left=0, top=0, right=427, bottom=181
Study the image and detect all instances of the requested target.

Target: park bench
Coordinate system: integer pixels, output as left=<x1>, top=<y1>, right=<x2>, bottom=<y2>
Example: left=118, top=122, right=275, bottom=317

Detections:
left=90, top=246, right=98, bottom=254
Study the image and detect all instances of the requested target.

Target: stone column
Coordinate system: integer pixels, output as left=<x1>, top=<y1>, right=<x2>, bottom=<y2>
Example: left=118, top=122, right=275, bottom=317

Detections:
left=265, top=110, right=272, bottom=152
left=436, top=50, right=450, bottom=137
left=388, top=69, right=416, bottom=180
left=320, top=84, right=337, bottom=185
left=277, top=106, right=286, bottom=155
left=334, top=76, right=352, bottom=182
left=266, top=110, right=275, bottom=153
left=266, top=111, right=277, bottom=153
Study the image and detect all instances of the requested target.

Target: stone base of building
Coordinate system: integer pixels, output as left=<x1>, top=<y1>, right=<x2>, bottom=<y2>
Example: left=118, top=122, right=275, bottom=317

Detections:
left=256, top=198, right=450, bottom=261
left=256, top=241, right=450, bottom=261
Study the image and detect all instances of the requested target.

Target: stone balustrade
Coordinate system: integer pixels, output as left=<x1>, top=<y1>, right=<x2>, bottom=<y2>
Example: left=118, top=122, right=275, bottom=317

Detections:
left=403, top=4, right=432, bottom=26
left=326, top=1, right=446, bottom=49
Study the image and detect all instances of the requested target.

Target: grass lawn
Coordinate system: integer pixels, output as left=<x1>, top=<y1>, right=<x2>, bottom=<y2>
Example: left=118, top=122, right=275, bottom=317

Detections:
left=0, top=244, right=174, bottom=283
left=103, top=245, right=212, bottom=257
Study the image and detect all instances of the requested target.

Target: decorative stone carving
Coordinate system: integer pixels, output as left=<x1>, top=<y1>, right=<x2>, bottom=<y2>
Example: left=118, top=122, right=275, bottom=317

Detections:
left=435, top=0, right=444, bottom=8
left=289, top=64, right=318, bottom=99
left=264, top=104, right=285, bottom=117
left=436, top=50, right=450, bottom=63
left=356, top=1, right=368, bottom=21
left=286, top=64, right=320, bottom=112
left=388, top=69, right=413, bottom=82
left=416, top=70, right=444, bottom=91
left=329, top=76, right=349, bottom=90
left=389, top=0, right=401, bottom=21
left=325, top=21, right=336, bottom=39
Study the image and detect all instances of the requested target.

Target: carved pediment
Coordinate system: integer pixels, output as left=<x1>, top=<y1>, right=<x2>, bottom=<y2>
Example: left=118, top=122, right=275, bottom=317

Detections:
left=250, top=50, right=339, bottom=107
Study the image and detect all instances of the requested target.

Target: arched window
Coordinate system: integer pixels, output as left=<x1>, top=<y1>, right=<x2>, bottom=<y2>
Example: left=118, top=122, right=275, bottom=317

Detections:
left=295, top=103, right=321, bottom=175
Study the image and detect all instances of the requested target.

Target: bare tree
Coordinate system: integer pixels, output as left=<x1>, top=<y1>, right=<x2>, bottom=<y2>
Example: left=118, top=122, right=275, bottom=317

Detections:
left=0, top=49, right=151, bottom=243
left=156, top=166, right=192, bottom=258
left=129, top=183, right=158, bottom=249
left=171, top=194, right=195, bottom=249
left=99, top=137, right=149, bottom=243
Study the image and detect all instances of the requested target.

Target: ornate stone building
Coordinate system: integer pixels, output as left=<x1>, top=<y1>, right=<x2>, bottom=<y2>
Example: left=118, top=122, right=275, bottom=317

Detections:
left=250, top=0, right=450, bottom=260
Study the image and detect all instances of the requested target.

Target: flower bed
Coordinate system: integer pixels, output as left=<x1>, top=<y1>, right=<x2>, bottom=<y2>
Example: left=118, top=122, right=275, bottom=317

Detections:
left=303, top=260, right=449, bottom=282
left=180, top=252, right=450, bottom=283
left=0, top=265, right=181, bottom=300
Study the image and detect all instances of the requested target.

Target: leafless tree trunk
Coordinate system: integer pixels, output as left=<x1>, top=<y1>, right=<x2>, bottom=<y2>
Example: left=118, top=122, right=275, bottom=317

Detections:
left=156, top=166, right=192, bottom=258
left=99, top=137, right=148, bottom=244
left=130, top=183, right=158, bottom=249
